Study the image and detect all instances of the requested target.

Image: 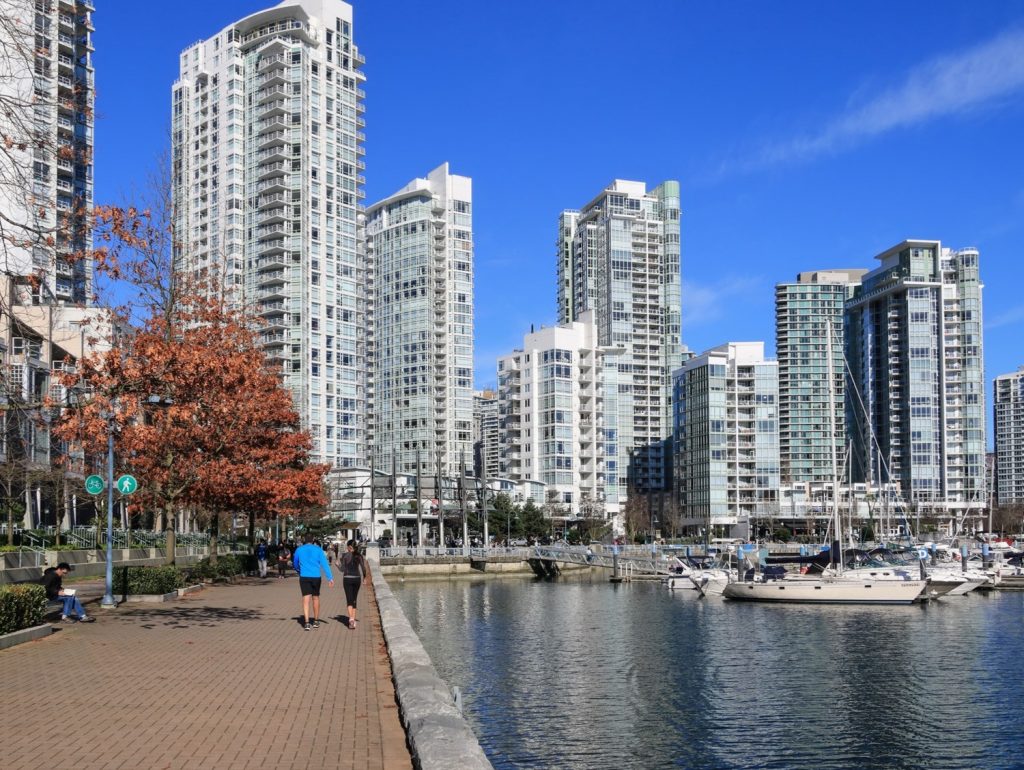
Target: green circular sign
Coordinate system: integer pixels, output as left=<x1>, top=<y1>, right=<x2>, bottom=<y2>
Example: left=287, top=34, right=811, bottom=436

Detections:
left=85, top=475, right=105, bottom=495
left=116, top=474, right=138, bottom=495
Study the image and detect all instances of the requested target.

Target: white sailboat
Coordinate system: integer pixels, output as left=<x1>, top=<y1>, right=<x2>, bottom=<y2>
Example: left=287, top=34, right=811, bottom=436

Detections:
left=723, top=321, right=929, bottom=605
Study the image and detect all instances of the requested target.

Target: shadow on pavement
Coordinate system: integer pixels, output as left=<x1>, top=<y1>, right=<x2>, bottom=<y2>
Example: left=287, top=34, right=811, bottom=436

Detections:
left=118, top=605, right=259, bottom=630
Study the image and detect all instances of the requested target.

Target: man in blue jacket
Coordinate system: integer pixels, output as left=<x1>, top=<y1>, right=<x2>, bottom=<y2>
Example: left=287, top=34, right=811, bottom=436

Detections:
left=293, top=533, right=334, bottom=630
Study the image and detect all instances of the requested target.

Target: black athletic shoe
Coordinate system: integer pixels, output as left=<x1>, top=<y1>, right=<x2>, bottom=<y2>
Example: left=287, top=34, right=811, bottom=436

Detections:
left=304, top=623, right=311, bottom=631
left=312, top=621, right=320, bottom=629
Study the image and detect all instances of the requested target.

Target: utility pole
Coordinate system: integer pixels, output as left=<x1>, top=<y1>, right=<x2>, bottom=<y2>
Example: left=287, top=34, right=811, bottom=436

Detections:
left=436, top=452, right=445, bottom=549
left=391, top=446, right=398, bottom=549
left=416, top=449, right=423, bottom=549
left=460, top=451, right=468, bottom=554
left=481, top=474, right=489, bottom=548
left=368, top=453, right=375, bottom=543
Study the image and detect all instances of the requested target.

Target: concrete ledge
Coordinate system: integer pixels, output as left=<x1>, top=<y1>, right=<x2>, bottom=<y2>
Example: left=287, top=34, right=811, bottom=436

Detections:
left=373, top=564, right=492, bottom=770
left=0, top=623, right=52, bottom=651
left=122, top=591, right=178, bottom=603
left=177, top=584, right=203, bottom=597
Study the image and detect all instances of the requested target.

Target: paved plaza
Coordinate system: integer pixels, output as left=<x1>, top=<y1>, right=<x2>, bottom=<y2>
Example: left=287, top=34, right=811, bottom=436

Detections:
left=0, top=572, right=412, bottom=770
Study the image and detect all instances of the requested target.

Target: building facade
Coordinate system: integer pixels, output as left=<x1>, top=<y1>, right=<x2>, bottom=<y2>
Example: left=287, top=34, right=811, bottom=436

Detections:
left=775, top=269, right=865, bottom=484
left=473, top=390, right=500, bottom=481
left=0, top=0, right=94, bottom=302
left=557, top=180, right=681, bottom=506
left=673, top=342, right=779, bottom=538
left=994, top=367, right=1024, bottom=505
left=497, top=313, right=606, bottom=517
left=172, top=0, right=367, bottom=467
left=845, top=240, right=985, bottom=525
left=366, top=163, right=473, bottom=478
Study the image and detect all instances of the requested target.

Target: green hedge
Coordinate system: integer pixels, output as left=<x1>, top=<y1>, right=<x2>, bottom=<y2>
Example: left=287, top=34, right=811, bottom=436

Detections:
left=113, top=566, right=185, bottom=596
left=0, top=584, right=47, bottom=634
left=190, top=553, right=249, bottom=581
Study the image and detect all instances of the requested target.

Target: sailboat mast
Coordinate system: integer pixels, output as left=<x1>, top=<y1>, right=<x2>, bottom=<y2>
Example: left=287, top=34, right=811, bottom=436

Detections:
left=826, top=320, right=841, bottom=572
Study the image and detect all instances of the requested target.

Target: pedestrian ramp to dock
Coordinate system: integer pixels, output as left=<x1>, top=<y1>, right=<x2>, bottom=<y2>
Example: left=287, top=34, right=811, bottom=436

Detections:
left=530, top=545, right=669, bottom=580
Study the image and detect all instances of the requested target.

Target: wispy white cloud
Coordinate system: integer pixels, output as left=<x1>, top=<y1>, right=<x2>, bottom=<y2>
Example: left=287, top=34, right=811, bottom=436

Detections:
left=682, top=275, right=762, bottom=327
left=728, top=27, right=1024, bottom=173
left=986, top=304, right=1024, bottom=331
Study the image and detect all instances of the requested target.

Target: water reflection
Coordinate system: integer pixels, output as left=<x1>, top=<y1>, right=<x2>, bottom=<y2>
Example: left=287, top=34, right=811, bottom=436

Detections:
left=393, top=574, right=1024, bottom=770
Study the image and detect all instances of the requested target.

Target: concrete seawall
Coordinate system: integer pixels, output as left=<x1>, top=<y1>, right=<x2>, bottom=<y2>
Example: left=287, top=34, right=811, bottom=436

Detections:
left=372, top=565, right=494, bottom=769
left=379, top=556, right=592, bottom=579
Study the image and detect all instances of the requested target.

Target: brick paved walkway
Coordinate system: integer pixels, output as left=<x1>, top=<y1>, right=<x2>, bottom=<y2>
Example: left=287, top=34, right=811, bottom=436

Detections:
left=0, top=573, right=412, bottom=770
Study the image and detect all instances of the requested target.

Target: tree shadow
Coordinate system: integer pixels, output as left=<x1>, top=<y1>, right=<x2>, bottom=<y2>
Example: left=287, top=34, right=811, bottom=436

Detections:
left=119, top=605, right=259, bottom=630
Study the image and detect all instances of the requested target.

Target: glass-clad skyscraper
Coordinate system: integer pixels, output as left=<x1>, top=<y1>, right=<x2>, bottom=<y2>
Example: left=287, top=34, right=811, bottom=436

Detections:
left=366, top=163, right=473, bottom=477
left=172, top=0, right=367, bottom=467
left=557, top=180, right=681, bottom=506
left=845, top=240, right=985, bottom=526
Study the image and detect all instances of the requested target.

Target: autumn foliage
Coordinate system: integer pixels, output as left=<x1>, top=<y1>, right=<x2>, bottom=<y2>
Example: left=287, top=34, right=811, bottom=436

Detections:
left=52, top=202, right=329, bottom=561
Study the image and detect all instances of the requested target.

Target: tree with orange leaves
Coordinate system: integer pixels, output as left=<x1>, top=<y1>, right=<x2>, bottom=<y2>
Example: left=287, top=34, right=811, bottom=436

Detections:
left=53, top=290, right=328, bottom=564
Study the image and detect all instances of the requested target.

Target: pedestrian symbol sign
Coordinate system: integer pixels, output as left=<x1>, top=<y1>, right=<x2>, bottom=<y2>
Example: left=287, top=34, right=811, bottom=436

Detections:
left=85, top=475, right=105, bottom=495
left=116, top=475, right=138, bottom=495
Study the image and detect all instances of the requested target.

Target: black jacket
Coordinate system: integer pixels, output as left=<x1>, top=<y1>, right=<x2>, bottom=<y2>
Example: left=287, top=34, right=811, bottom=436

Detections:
left=39, top=567, right=62, bottom=600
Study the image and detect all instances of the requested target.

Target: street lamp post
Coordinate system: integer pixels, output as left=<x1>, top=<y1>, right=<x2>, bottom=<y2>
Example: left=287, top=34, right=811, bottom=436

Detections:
left=100, top=410, right=116, bottom=608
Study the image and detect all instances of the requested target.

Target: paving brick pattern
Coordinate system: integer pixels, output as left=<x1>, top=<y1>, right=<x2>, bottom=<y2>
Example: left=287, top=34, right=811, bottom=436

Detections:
left=0, top=573, right=412, bottom=770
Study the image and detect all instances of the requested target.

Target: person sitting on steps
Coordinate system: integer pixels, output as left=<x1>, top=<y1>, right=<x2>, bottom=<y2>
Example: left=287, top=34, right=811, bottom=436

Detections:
left=39, top=562, right=95, bottom=623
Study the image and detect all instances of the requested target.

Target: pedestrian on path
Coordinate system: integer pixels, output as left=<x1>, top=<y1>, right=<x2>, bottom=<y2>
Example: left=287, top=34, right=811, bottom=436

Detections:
left=341, top=539, right=371, bottom=630
left=256, top=539, right=269, bottom=578
left=39, top=562, right=95, bottom=623
left=277, top=541, right=291, bottom=579
left=293, top=533, right=333, bottom=630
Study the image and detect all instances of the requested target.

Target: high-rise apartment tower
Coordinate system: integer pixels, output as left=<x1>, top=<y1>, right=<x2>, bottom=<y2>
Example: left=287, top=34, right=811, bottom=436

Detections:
left=0, top=0, right=94, bottom=302
left=994, top=367, right=1024, bottom=506
left=775, top=269, right=865, bottom=484
left=366, top=164, right=473, bottom=477
left=673, top=342, right=779, bottom=538
left=171, top=0, right=367, bottom=467
left=557, top=180, right=681, bottom=506
left=845, top=240, right=985, bottom=525
left=497, top=312, right=605, bottom=516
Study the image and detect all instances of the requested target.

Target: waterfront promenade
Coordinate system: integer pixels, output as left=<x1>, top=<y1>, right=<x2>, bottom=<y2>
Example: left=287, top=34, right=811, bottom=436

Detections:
left=0, top=575, right=412, bottom=770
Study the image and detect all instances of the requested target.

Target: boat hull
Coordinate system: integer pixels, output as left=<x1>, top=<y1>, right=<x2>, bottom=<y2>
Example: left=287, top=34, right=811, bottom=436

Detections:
left=723, top=578, right=928, bottom=604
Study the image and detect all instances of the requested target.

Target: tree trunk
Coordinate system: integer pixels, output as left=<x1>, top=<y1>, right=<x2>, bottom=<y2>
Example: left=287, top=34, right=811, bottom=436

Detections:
left=209, top=511, right=219, bottom=566
left=164, top=500, right=176, bottom=565
left=248, top=512, right=256, bottom=553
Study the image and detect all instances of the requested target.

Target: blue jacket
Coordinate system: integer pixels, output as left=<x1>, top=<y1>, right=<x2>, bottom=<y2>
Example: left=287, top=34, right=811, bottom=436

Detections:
left=293, top=543, right=332, bottom=579
left=256, top=544, right=268, bottom=560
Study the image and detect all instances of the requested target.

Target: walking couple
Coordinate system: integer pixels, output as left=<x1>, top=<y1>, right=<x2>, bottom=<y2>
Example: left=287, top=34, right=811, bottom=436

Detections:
left=292, top=534, right=371, bottom=631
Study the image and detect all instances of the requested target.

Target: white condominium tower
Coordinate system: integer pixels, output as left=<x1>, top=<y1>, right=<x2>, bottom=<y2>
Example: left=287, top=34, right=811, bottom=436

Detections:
left=172, top=0, right=367, bottom=467
left=775, top=269, right=865, bottom=484
left=994, top=367, right=1024, bottom=505
left=845, top=240, right=985, bottom=525
left=497, top=313, right=605, bottom=516
left=366, top=164, right=473, bottom=477
left=672, top=342, right=779, bottom=538
left=557, top=180, right=681, bottom=506
left=0, top=0, right=95, bottom=302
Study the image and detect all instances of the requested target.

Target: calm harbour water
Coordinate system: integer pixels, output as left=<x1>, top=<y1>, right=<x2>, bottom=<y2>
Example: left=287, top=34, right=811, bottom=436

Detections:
left=392, top=573, right=1024, bottom=770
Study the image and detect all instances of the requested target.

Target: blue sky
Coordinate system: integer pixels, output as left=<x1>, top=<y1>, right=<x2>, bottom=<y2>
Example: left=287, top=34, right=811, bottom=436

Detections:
left=94, top=1, right=1024, bottom=409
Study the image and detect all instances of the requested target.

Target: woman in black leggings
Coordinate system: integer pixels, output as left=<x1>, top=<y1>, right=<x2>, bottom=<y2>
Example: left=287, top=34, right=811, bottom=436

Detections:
left=341, top=540, right=370, bottom=630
